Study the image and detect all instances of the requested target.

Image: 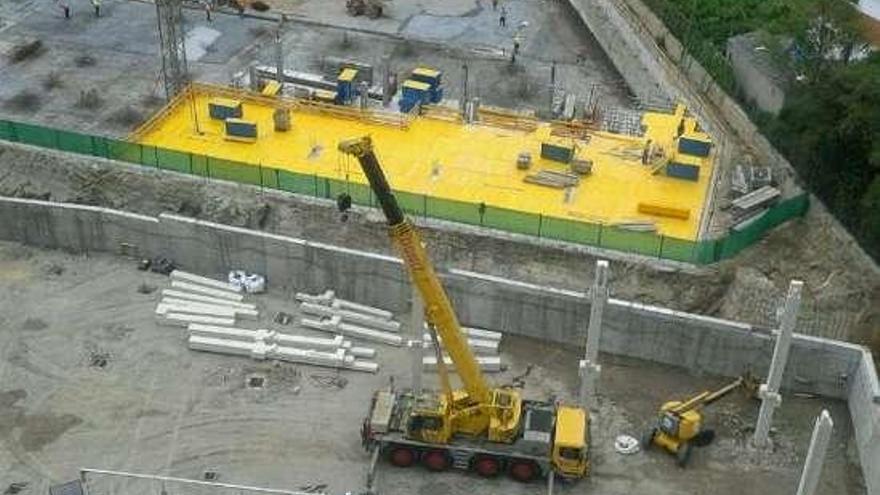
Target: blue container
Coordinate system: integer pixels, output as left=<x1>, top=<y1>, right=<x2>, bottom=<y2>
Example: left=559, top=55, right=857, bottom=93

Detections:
left=541, top=143, right=574, bottom=164
left=666, top=162, right=700, bottom=181
left=678, top=138, right=712, bottom=157
left=225, top=119, right=257, bottom=139
left=208, top=99, right=243, bottom=120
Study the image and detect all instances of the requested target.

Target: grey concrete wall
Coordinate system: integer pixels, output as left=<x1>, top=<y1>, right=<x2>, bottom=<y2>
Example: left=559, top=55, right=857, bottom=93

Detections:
left=1, top=197, right=877, bottom=488
left=727, top=47, right=785, bottom=116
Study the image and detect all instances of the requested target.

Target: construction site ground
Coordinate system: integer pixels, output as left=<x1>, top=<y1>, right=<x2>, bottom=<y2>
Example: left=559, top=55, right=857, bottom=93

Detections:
left=0, top=241, right=865, bottom=495
left=134, top=87, right=712, bottom=239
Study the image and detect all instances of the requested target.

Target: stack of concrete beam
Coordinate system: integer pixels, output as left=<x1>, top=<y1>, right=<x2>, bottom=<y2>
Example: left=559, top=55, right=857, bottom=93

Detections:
left=422, top=325, right=504, bottom=372
left=155, top=270, right=255, bottom=328
left=296, top=291, right=403, bottom=346
left=186, top=323, right=379, bottom=373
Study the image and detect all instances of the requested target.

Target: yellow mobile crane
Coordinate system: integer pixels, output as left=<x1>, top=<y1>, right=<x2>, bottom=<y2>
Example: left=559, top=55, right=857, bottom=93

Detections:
left=338, top=136, right=590, bottom=482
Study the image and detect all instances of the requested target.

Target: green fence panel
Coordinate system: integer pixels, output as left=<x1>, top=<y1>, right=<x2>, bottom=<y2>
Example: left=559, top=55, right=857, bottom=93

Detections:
left=278, top=170, right=319, bottom=196
left=207, top=157, right=261, bottom=186
left=191, top=154, right=209, bottom=177
left=14, top=122, right=57, bottom=148
left=139, top=144, right=159, bottom=167
left=55, top=129, right=95, bottom=155
left=260, top=166, right=280, bottom=189
left=425, top=196, right=480, bottom=226
left=600, top=226, right=662, bottom=257
left=156, top=148, right=192, bottom=174
left=106, top=139, right=142, bottom=164
left=327, top=178, right=372, bottom=206
left=659, top=236, right=697, bottom=263
left=482, top=206, right=541, bottom=236
left=693, top=240, right=719, bottom=264
left=91, top=136, right=110, bottom=158
left=0, top=120, right=17, bottom=141
left=539, top=216, right=601, bottom=245
left=394, top=190, right=426, bottom=217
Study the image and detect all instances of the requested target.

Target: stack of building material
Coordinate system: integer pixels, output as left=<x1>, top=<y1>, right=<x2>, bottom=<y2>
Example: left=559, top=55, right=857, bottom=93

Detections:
left=156, top=270, right=255, bottom=328
left=731, top=185, right=781, bottom=230
left=185, top=323, right=378, bottom=373
left=422, top=325, right=504, bottom=372
left=524, top=169, right=580, bottom=189
left=296, top=291, right=403, bottom=346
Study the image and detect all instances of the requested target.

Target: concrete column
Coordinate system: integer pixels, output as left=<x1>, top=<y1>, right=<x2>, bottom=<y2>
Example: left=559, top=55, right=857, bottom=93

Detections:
left=409, top=286, right=424, bottom=395
left=273, top=28, right=284, bottom=89
left=753, top=280, right=803, bottom=448
left=579, top=260, right=608, bottom=408
left=248, top=64, right=259, bottom=92
left=796, top=410, right=834, bottom=495
left=460, top=63, right=469, bottom=117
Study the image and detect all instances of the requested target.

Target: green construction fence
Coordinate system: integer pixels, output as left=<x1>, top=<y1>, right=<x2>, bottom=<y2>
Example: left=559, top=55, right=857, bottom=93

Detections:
left=0, top=119, right=810, bottom=264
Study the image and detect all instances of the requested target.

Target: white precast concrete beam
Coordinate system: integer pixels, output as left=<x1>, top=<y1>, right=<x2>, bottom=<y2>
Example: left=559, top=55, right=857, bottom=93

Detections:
left=272, top=333, right=345, bottom=351
left=187, top=336, right=379, bottom=373
left=160, top=299, right=259, bottom=319
left=171, top=280, right=245, bottom=301
left=331, top=299, right=394, bottom=320
left=421, top=335, right=499, bottom=355
left=300, top=302, right=400, bottom=332
left=754, top=280, right=803, bottom=448
left=295, top=290, right=335, bottom=305
left=274, top=347, right=346, bottom=367
left=156, top=303, right=250, bottom=321
left=171, top=270, right=242, bottom=293
left=423, top=355, right=502, bottom=373
left=188, top=324, right=261, bottom=342
left=160, top=313, right=236, bottom=328
left=796, top=409, right=834, bottom=495
left=188, top=335, right=256, bottom=357
left=425, top=324, right=503, bottom=342
left=349, top=346, right=377, bottom=359
left=161, top=289, right=257, bottom=310
left=300, top=317, right=403, bottom=346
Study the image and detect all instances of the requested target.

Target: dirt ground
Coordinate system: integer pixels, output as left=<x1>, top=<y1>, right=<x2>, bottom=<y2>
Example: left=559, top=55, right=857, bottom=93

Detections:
left=0, top=241, right=865, bottom=495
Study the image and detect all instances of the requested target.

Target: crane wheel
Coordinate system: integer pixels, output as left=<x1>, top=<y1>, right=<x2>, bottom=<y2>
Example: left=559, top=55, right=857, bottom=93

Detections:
left=509, top=460, right=537, bottom=482
left=675, top=442, right=692, bottom=468
left=422, top=449, right=450, bottom=471
left=641, top=428, right=656, bottom=450
left=389, top=447, right=415, bottom=467
left=474, top=455, right=501, bottom=477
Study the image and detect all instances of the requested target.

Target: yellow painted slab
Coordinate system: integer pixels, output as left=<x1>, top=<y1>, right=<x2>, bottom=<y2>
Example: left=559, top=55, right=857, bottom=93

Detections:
left=135, top=85, right=715, bottom=240
left=412, top=67, right=441, bottom=79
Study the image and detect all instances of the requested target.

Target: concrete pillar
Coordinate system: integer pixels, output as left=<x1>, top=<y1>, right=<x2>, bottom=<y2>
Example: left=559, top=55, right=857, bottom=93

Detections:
left=359, top=81, right=370, bottom=111
left=273, top=28, right=284, bottom=89
left=579, top=260, right=608, bottom=408
left=796, top=410, right=834, bottom=495
left=409, top=286, right=424, bottom=395
left=382, top=55, right=392, bottom=107
left=753, top=280, right=803, bottom=448
left=248, top=64, right=259, bottom=92
left=460, top=63, right=469, bottom=117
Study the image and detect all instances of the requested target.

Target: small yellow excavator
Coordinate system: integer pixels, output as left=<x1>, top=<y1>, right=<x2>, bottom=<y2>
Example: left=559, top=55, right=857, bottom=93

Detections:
left=643, top=375, right=753, bottom=467
left=339, top=136, right=590, bottom=483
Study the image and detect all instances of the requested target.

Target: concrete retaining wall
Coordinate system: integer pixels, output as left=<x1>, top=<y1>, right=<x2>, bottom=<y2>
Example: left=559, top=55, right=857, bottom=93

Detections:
left=1, top=197, right=877, bottom=489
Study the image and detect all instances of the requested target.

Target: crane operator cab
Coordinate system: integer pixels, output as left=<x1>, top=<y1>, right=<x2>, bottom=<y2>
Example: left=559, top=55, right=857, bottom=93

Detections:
left=552, top=406, right=590, bottom=478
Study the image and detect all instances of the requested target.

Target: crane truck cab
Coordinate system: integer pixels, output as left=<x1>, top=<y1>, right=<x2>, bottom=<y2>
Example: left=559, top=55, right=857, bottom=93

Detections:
left=552, top=406, right=590, bottom=478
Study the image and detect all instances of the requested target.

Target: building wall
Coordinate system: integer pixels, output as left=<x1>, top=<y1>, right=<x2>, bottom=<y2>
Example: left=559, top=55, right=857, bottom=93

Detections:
left=859, top=0, right=880, bottom=45
left=726, top=45, right=787, bottom=116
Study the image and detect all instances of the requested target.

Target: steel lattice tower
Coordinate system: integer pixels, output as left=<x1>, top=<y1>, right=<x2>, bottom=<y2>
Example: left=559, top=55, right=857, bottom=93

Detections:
left=156, top=0, right=189, bottom=99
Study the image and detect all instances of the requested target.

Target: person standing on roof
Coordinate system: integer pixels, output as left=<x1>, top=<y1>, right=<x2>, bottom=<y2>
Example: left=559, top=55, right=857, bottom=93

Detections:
left=499, top=6, right=507, bottom=27
left=91, top=0, right=101, bottom=17
left=57, top=0, right=70, bottom=19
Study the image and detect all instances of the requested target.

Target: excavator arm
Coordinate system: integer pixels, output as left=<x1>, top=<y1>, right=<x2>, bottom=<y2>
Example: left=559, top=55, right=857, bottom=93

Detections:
left=338, top=136, right=490, bottom=404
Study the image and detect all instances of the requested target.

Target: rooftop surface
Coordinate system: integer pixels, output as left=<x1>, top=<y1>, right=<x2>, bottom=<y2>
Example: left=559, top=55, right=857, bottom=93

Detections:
left=0, top=241, right=863, bottom=495
left=134, top=85, right=714, bottom=240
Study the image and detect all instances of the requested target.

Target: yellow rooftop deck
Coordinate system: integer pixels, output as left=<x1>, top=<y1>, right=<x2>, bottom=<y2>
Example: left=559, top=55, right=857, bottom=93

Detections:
left=134, top=84, right=715, bottom=239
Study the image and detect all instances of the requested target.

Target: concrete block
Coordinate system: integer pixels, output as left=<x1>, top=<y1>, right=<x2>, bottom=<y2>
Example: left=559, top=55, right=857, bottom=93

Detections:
left=349, top=360, right=380, bottom=373
left=171, top=269, right=241, bottom=293
left=300, top=302, right=400, bottom=332
left=160, top=299, right=259, bottom=319
left=422, top=335, right=499, bottom=355
left=423, top=355, right=502, bottom=373
left=160, top=313, right=236, bottom=328
left=295, top=290, right=335, bottom=304
left=300, top=317, right=403, bottom=346
left=171, top=280, right=245, bottom=302
left=161, top=289, right=257, bottom=310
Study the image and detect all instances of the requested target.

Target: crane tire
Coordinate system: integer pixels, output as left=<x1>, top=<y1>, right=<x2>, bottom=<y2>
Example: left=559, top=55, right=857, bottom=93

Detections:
left=474, top=455, right=501, bottom=477
left=389, top=447, right=415, bottom=467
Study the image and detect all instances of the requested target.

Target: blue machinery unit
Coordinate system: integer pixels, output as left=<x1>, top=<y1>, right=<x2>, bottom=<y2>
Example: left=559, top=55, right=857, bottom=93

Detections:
left=398, top=66, right=443, bottom=113
left=335, top=68, right=358, bottom=105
